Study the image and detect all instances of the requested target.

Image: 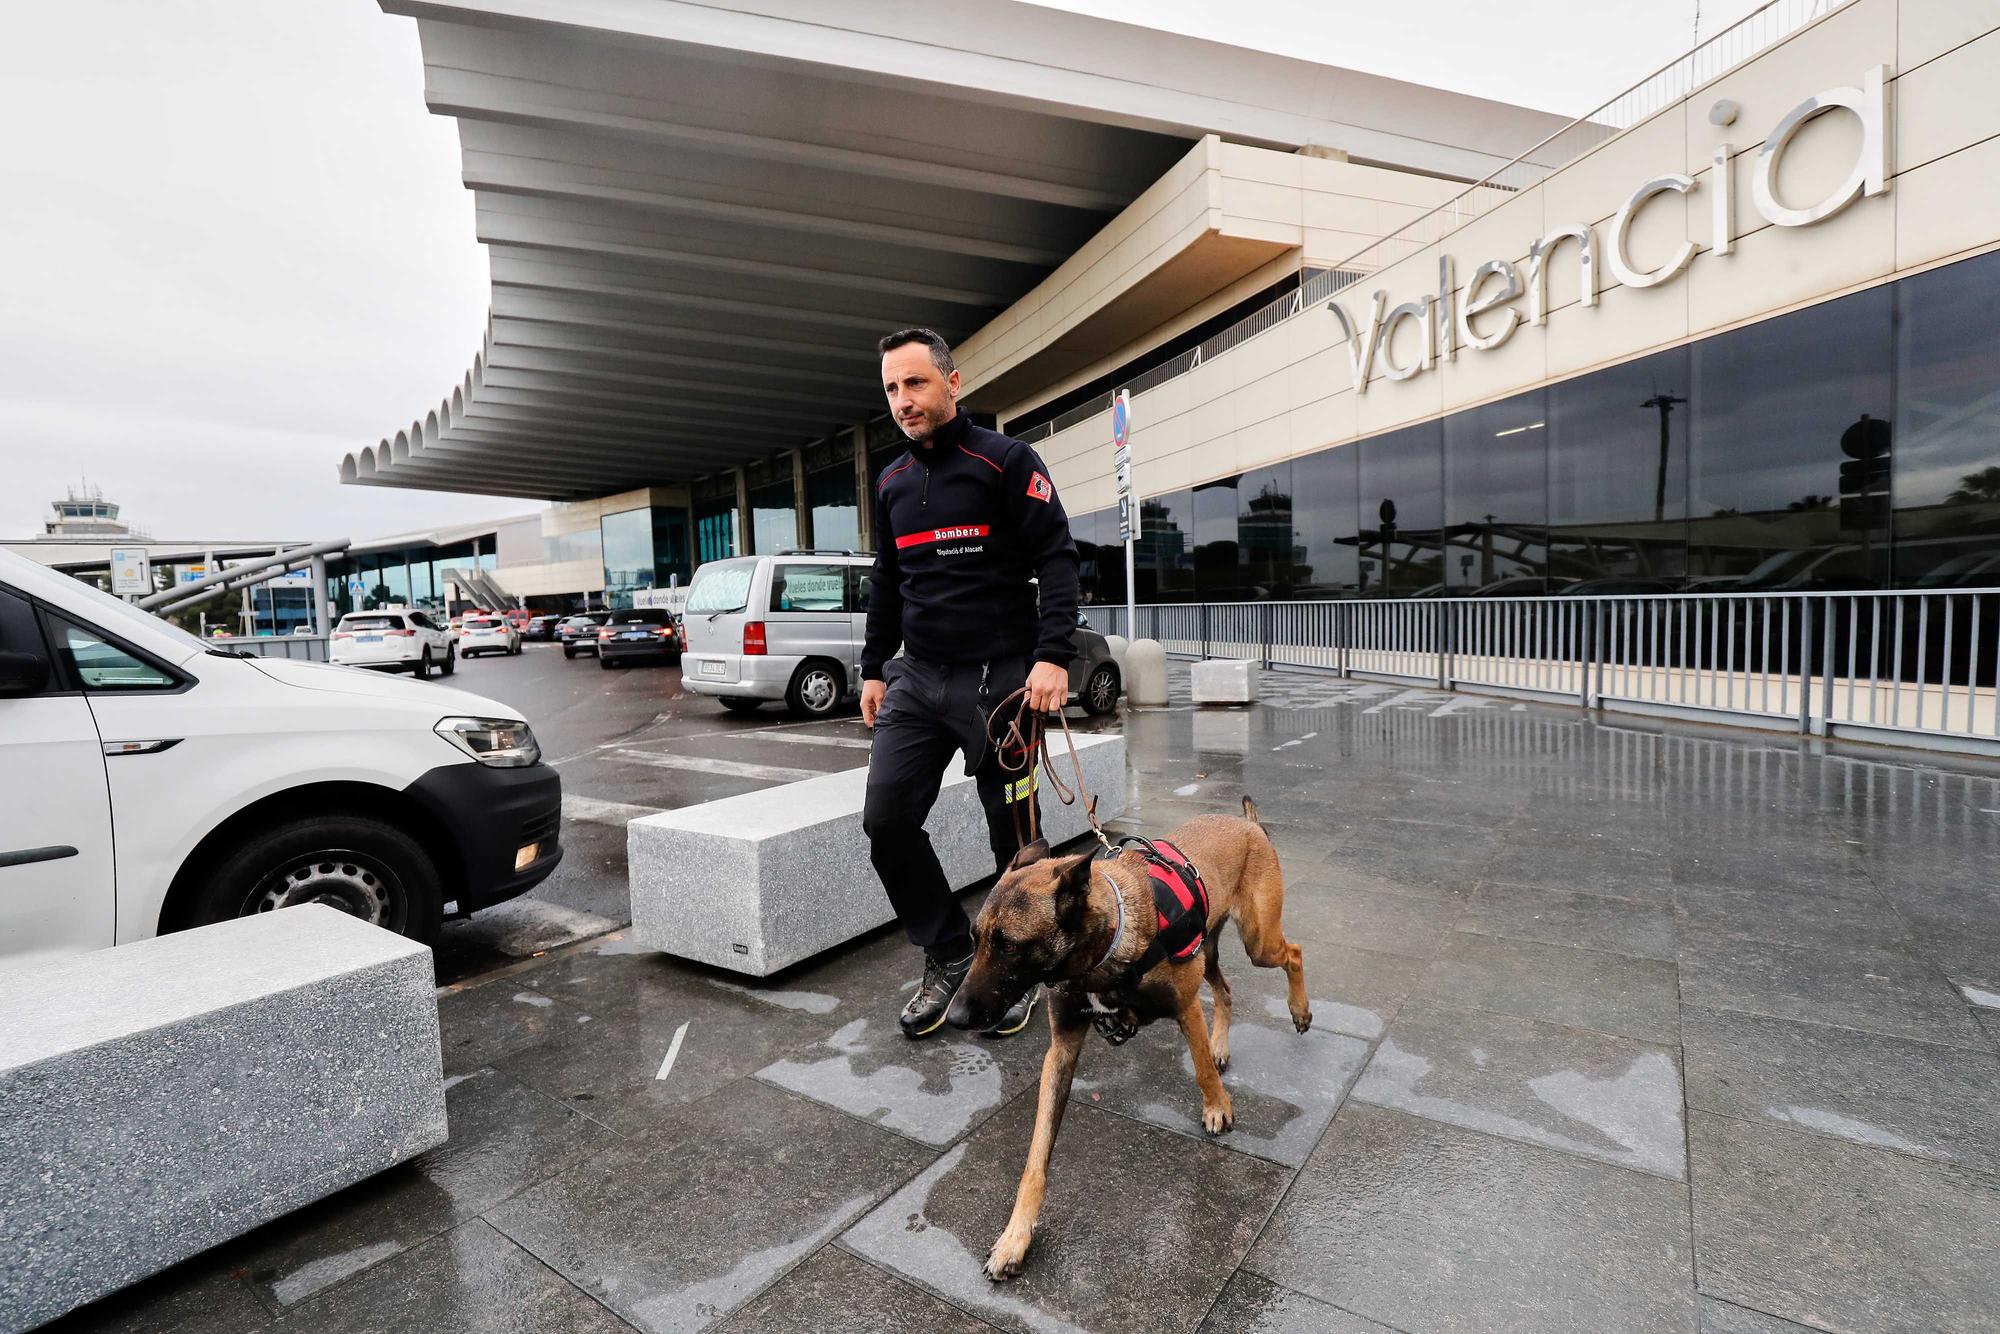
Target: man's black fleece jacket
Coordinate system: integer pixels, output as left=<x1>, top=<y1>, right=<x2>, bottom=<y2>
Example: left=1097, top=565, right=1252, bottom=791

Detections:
left=861, top=412, right=1080, bottom=680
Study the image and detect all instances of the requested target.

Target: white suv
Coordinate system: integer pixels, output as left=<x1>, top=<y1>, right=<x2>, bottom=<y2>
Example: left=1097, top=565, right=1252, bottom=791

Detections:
left=458, top=615, right=522, bottom=658
left=0, top=550, right=564, bottom=970
left=330, top=609, right=455, bottom=677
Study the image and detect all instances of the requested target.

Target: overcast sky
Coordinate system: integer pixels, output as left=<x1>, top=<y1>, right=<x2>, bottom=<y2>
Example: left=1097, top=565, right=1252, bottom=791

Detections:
left=0, top=0, right=1762, bottom=543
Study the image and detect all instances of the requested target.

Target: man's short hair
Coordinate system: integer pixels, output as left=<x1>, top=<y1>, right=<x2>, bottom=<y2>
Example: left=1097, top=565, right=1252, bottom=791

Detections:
left=877, top=327, right=955, bottom=376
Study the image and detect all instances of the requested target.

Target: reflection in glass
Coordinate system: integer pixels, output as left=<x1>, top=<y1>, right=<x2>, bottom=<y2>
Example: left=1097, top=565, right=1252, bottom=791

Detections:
left=1238, top=463, right=1294, bottom=598
left=1893, top=249, right=2000, bottom=586
left=1359, top=422, right=1443, bottom=596
left=1548, top=347, right=1690, bottom=588
left=1444, top=391, right=1547, bottom=592
left=1135, top=489, right=1192, bottom=601
left=1690, top=286, right=1892, bottom=589
left=808, top=466, right=860, bottom=553
left=695, top=497, right=738, bottom=563
left=1193, top=478, right=1241, bottom=599
left=601, top=507, right=656, bottom=610
left=1292, top=445, right=1360, bottom=598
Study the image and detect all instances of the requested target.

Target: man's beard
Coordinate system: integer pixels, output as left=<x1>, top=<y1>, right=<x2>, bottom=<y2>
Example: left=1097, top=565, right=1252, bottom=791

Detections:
left=902, top=409, right=946, bottom=443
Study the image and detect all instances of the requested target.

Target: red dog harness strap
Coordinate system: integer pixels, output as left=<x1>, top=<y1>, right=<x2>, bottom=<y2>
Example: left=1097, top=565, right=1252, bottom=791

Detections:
left=1124, top=836, right=1210, bottom=978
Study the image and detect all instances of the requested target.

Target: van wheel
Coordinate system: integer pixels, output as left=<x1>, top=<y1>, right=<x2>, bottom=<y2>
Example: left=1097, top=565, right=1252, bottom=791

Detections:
left=787, top=660, right=844, bottom=718
left=178, top=813, right=443, bottom=944
left=600, top=657, right=618, bottom=670
left=414, top=649, right=432, bottom=680
left=563, top=646, right=576, bottom=659
left=720, top=698, right=762, bottom=716
left=1082, top=663, right=1120, bottom=716
left=440, top=645, right=456, bottom=677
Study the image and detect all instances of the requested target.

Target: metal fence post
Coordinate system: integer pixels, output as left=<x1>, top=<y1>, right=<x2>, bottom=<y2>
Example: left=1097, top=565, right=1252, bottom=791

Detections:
left=1338, top=603, right=1350, bottom=678
left=1818, top=596, right=1836, bottom=736
left=1798, top=598, right=1813, bottom=735
left=1262, top=603, right=1274, bottom=670
left=1439, top=602, right=1453, bottom=690
left=1582, top=601, right=1597, bottom=709
left=1199, top=603, right=1211, bottom=659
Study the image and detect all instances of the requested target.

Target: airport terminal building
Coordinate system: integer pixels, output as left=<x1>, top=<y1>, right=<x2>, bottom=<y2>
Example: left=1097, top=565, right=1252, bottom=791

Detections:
left=343, top=0, right=2000, bottom=615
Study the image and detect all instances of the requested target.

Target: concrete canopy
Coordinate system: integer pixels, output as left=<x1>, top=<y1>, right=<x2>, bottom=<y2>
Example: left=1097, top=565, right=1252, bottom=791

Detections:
left=345, top=0, right=1577, bottom=500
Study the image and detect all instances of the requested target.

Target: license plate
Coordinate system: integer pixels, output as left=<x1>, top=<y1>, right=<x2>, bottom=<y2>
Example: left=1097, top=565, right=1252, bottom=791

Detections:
left=359, top=635, right=383, bottom=643
left=700, top=660, right=724, bottom=677
left=622, top=632, right=650, bottom=640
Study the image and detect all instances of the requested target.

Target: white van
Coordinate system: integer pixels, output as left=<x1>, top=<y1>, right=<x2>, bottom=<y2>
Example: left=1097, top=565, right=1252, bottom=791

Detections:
left=0, top=549, right=564, bottom=970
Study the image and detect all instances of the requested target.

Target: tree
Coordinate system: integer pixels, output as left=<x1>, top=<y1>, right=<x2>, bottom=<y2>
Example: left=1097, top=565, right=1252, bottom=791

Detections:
left=1947, top=466, right=2000, bottom=506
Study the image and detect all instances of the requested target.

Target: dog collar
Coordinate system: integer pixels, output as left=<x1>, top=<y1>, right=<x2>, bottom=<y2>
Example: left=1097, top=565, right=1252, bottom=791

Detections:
left=1089, top=867, right=1126, bottom=972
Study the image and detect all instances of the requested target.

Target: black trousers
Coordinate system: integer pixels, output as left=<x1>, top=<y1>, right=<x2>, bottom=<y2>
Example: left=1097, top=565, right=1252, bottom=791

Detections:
left=862, top=655, right=1042, bottom=960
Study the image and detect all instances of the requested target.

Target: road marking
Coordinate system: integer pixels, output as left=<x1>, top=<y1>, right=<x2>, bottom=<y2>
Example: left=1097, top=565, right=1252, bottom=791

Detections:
left=610, top=749, right=832, bottom=783
left=655, top=1021, right=691, bottom=1081
left=562, top=794, right=665, bottom=826
left=753, top=732, right=874, bottom=750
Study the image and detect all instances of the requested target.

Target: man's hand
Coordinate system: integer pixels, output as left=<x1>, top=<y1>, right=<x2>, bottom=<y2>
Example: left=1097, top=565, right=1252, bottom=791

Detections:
left=1026, top=661, right=1068, bottom=714
left=861, top=678, right=887, bottom=728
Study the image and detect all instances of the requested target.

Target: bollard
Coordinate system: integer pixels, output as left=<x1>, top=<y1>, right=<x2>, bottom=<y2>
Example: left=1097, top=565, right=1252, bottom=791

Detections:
left=1126, top=638, right=1168, bottom=706
left=1105, top=633, right=1128, bottom=664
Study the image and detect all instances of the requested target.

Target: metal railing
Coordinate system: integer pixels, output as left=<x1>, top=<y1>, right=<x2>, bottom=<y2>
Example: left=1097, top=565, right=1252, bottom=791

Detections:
left=1083, top=590, right=2000, bottom=756
left=1014, top=0, right=1845, bottom=451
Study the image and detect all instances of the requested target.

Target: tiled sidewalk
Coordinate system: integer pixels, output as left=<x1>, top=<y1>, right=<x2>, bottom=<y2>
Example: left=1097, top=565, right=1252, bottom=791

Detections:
left=53, top=671, right=2000, bottom=1333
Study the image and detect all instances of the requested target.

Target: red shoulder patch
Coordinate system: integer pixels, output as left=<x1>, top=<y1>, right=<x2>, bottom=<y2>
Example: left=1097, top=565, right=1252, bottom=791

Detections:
left=1026, top=471, right=1053, bottom=503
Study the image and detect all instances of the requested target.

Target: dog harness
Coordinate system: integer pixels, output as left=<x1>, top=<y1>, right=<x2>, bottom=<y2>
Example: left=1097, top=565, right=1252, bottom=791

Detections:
left=1084, top=837, right=1212, bottom=1045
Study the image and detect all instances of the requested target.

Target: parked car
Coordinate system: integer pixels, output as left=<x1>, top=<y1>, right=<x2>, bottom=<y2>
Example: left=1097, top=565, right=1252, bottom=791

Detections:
left=524, top=614, right=564, bottom=641
left=330, top=609, right=456, bottom=678
left=558, top=612, right=612, bottom=658
left=597, top=607, right=680, bottom=669
left=679, top=551, right=1121, bottom=719
left=459, top=615, right=522, bottom=658
left=0, top=548, right=563, bottom=966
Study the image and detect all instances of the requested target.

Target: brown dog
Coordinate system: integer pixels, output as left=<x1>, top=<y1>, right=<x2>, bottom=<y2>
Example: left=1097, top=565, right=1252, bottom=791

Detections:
left=943, top=797, right=1310, bottom=1281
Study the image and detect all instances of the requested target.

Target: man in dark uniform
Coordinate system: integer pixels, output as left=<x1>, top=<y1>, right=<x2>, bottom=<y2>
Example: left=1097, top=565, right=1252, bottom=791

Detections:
left=860, top=327, right=1080, bottom=1039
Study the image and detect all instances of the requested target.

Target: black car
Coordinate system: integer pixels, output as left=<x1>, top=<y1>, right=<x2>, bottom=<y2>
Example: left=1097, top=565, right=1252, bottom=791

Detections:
left=523, top=614, right=564, bottom=641
left=558, top=612, right=612, bottom=658
left=598, top=608, right=680, bottom=669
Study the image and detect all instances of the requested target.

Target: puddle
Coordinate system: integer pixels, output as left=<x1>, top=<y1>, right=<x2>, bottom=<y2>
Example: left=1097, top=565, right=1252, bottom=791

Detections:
left=628, top=1194, right=871, bottom=1333
left=756, top=1018, right=1006, bottom=1145
left=703, top=976, right=842, bottom=1014
left=268, top=1240, right=403, bottom=1306
left=512, top=992, right=555, bottom=1008
left=1768, top=1104, right=1937, bottom=1158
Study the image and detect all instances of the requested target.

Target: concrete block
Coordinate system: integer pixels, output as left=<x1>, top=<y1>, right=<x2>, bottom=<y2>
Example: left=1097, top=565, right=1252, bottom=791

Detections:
left=1192, top=656, right=1260, bottom=705
left=1126, top=639, right=1169, bottom=706
left=0, top=905, right=445, bottom=1331
left=629, top=733, right=1128, bottom=976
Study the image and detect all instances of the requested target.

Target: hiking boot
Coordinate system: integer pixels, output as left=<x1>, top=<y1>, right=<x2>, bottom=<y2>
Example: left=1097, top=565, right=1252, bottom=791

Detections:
left=900, top=949, right=973, bottom=1039
left=983, top=983, right=1042, bottom=1038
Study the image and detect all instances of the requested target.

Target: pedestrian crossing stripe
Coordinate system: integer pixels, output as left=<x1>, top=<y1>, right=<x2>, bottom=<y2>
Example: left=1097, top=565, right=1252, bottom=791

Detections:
left=1005, top=771, right=1039, bottom=803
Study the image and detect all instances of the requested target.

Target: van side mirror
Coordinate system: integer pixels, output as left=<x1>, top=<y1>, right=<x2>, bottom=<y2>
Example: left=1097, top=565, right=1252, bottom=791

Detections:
left=0, top=650, right=50, bottom=697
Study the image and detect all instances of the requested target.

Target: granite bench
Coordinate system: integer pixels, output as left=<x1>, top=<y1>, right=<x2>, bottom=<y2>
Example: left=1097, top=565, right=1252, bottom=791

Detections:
left=629, top=732, right=1127, bottom=976
left=0, top=905, right=447, bottom=1330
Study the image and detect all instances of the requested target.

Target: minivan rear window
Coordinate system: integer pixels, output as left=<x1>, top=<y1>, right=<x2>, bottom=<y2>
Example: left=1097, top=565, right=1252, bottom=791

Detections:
left=686, top=565, right=754, bottom=614
left=609, top=609, right=671, bottom=625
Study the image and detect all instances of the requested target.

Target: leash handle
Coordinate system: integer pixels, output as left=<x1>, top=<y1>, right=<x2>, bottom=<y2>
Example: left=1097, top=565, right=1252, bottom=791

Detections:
left=984, top=684, right=1115, bottom=856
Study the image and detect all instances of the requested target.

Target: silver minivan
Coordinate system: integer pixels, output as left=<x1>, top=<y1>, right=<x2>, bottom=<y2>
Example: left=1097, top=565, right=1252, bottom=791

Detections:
left=680, top=550, right=1122, bottom=719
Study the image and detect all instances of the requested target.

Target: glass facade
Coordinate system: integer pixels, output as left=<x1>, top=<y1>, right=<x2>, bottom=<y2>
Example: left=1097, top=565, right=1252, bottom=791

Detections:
left=601, top=506, right=691, bottom=609
left=809, top=463, right=861, bottom=553
left=695, top=496, right=739, bottom=564
left=1071, top=247, right=2000, bottom=599
left=749, top=480, right=797, bottom=554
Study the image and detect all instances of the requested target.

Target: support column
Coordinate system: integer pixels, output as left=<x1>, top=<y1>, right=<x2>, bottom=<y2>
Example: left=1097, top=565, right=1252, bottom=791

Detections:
left=733, top=467, right=751, bottom=556
left=309, top=555, right=331, bottom=636
left=791, top=448, right=812, bottom=551
left=851, top=423, right=873, bottom=551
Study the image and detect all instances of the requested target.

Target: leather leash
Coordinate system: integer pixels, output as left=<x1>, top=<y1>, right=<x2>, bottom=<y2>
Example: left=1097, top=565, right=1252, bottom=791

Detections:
left=985, top=685, right=1116, bottom=856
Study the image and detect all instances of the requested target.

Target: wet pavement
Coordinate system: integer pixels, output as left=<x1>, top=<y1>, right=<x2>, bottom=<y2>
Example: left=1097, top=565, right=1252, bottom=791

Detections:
left=49, top=659, right=2000, bottom=1333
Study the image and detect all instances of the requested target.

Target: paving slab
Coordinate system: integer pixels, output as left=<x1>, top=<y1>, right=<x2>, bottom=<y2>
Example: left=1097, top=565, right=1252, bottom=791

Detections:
left=1677, top=933, right=1990, bottom=1051
left=1245, top=1102, right=1695, bottom=1333
left=1351, top=1000, right=1686, bottom=1179
left=842, top=1097, right=1291, bottom=1334
left=1067, top=985, right=1370, bottom=1167
left=1194, top=1273, right=1397, bottom=1333
left=1298, top=837, right=1490, bottom=903
left=755, top=1013, right=1047, bottom=1148
left=1459, top=878, right=1678, bottom=961
left=1278, top=878, right=1463, bottom=958
left=713, top=1247, right=991, bottom=1334
left=40, top=1259, right=270, bottom=1334
left=1697, top=1296, right=1824, bottom=1332
left=489, top=1080, right=928, bottom=1334
left=1672, top=882, right=1918, bottom=956
left=1418, top=930, right=1682, bottom=1045
left=233, top=1063, right=615, bottom=1311
left=1681, top=1005, right=2000, bottom=1179
left=276, top=1220, right=631, bottom=1334
left=1219, top=937, right=1421, bottom=1042
left=1689, top=1110, right=2000, bottom=1334
left=436, top=981, right=601, bottom=1075
left=1480, top=834, right=1676, bottom=903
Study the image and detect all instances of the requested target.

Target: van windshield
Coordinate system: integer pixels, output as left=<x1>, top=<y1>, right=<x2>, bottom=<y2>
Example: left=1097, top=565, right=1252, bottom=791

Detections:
left=686, top=564, right=754, bottom=614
